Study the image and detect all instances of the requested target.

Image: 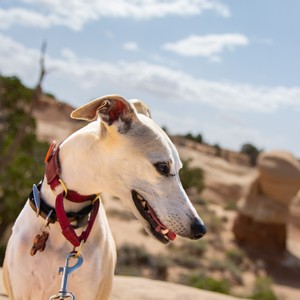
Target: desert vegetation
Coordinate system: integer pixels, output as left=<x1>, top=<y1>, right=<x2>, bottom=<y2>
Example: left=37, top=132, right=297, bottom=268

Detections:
left=0, top=75, right=48, bottom=263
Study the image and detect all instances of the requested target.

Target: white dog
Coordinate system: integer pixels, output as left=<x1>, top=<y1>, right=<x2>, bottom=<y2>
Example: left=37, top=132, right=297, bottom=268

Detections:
left=3, top=95, right=206, bottom=299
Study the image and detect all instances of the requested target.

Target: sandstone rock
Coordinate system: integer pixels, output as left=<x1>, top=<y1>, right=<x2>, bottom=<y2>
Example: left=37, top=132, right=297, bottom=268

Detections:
left=257, top=151, right=300, bottom=205
left=233, top=214, right=286, bottom=255
left=233, top=151, right=300, bottom=255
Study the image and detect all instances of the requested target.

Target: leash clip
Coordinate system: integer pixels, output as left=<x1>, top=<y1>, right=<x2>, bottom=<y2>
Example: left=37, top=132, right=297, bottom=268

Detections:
left=49, top=252, right=83, bottom=299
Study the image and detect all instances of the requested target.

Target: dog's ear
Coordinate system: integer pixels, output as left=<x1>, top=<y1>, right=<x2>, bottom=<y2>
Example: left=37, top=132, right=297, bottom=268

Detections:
left=71, top=95, right=136, bottom=130
left=130, top=99, right=151, bottom=118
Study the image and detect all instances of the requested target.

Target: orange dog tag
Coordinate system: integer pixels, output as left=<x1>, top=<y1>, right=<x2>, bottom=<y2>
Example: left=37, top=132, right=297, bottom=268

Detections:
left=30, top=231, right=49, bottom=256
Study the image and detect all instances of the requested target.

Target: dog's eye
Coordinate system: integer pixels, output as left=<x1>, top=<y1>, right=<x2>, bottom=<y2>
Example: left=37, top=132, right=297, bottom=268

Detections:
left=154, top=162, right=170, bottom=176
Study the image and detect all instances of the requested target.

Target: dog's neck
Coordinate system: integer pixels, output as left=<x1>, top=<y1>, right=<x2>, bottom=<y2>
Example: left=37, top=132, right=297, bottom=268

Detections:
left=40, top=122, right=110, bottom=211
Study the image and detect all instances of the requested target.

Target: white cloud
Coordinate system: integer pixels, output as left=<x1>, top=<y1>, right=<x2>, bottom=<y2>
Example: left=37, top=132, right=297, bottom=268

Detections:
left=61, top=48, right=78, bottom=60
left=0, top=7, right=50, bottom=30
left=1, top=33, right=300, bottom=115
left=123, top=41, right=139, bottom=52
left=0, top=0, right=230, bottom=30
left=0, top=33, right=41, bottom=80
left=163, top=34, right=249, bottom=61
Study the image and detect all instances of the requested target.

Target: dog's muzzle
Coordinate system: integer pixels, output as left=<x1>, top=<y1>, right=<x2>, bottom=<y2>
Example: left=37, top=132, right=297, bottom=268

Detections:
left=131, top=190, right=177, bottom=244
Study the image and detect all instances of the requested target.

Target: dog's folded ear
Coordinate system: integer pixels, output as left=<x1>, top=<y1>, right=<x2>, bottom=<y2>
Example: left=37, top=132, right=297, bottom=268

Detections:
left=71, top=95, right=137, bottom=131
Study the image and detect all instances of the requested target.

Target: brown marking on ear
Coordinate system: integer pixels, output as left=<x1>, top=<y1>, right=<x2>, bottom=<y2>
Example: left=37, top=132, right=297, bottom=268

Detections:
left=98, top=98, right=128, bottom=125
left=71, top=95, right=130, bottom=122
left=71, top=95, right=136, bottom=133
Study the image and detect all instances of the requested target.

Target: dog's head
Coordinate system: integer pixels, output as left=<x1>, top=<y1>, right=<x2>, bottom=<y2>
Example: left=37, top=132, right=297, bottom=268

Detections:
left=71, top=95, right=206, bottom=244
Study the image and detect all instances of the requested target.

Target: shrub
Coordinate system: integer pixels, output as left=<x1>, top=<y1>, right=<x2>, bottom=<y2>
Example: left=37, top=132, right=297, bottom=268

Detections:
left=208, top=258, right=243, bottom=285
left=117, top=244, right=150, bottom=267
left=171, top=239, right=207, bottom=269
left=240, top=143, right=261, bottom=166
left=0, top=75, right=49, bottom=265
left=187, top=273, right=231, bottom=294
left=224, top=200, right=237, bottom=211
left=214, top=144, right=222, bottom=156
left=184, top=132, right=204, bottom=144
left=183, top=240, right=207, bottom=256
left=226, top=248, right=245, bottom=266
left=249, top=276, right=277, bottom=300
left=180, top=159, right=204, bottom=193
left=116, top=244, right=170, bottom=280
left=203, top=212, right=223, bottom=234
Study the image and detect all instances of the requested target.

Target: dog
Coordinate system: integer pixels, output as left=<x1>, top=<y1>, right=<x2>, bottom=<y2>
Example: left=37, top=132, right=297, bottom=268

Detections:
left=3, top=95, right=206, bottom=299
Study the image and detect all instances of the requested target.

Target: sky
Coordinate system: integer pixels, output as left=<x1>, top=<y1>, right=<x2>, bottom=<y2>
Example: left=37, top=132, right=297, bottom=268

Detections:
left=1, top=0, right=300, bottom=157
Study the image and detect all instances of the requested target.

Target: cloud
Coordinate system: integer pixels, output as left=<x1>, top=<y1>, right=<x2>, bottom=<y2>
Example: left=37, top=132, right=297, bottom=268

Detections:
left=0, top=33, right=41, bottom=80
left=123, top=41, right=139, bottom=52
left=163, top=34, right=249, bottom=61
left=61, top=48, right=78, bottom=60
left=0, top=0, right=230, bottom=31
left=0, top=7, right=51, bottom=30
left=1, top=33, right=300, bottom=114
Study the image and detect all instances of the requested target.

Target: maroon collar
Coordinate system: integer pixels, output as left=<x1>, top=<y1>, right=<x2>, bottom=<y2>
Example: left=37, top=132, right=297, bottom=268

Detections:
left=45, top=143, right=97, bottom=203
left=45, top=142, right=100, bottom=247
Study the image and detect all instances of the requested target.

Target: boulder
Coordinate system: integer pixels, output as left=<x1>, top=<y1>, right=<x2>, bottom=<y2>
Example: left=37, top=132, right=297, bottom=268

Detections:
left=257, top=151, right=300, bottom=205
left=233, top=214, right=286, bottom=254
left=233, top=151, right=300, bottom=255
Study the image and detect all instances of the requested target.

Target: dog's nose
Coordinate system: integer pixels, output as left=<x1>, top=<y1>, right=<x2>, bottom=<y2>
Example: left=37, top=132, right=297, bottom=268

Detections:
left=191, top=218, right=207, bottom=239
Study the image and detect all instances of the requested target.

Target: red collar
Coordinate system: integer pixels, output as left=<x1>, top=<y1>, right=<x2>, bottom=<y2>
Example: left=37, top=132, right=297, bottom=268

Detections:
left=45, top=142, right=100, bottom=247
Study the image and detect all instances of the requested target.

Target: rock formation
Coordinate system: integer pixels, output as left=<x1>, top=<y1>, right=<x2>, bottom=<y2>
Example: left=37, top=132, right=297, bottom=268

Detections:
left=233, top=151, right=300, bottom=256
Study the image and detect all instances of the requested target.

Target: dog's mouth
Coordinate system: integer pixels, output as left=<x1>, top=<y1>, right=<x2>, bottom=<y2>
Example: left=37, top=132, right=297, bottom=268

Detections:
left=131, top=190, right=176, bottom=244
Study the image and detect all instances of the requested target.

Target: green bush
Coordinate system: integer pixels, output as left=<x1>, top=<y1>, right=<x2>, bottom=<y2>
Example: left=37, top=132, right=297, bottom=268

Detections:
left=184, top=132, right=204, bottom=144
left=214, top=144, right=222, bottom=156
left=182, top=239, right=207, bottom=256
left=240, top=143, right=261, bottom=166
left=187, top=273, right=231, bottom=294
left=0, top=76, right=49, bottom=265
left=249, top=276, right=277, bottom=300
left=226, top=248, right=245, bottom=266
left=224, top=200, right=237, bottom=211
left=116, top=244, right=170, bottom=280
left=208, top=258, right=243, bottom=285
left=203, top=212, right=223, bottom=234
left=180, top=159, right=204, bottom=193
left=171, top=239, right=207, bottom=269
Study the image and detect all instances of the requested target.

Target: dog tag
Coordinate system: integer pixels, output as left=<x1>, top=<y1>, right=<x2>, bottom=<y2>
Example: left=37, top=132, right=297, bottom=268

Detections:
left=32, top=184, right=41, bottom=216
left=30, top=231, right=49, bottom=256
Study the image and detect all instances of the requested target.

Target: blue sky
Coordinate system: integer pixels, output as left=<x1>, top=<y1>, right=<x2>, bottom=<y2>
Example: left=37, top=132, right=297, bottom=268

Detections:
left=1, top=0, right=300, bottom=156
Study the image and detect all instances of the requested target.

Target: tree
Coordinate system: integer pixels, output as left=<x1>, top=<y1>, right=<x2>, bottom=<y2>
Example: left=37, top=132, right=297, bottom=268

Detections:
left=0, top=75, right=49, bottom=264
left=184, top=132, right=204, bottom=144
left=0, top=41, right=54, bottom=265
left=0, top=42, right=49, bottom=169
left=240, top=143, right=261, bottom=166
left=213, top=144, right=222, bottom=157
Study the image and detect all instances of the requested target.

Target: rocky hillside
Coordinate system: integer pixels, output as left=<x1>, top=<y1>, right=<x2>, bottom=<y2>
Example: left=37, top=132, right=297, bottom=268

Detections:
left=32, top=95, right=85, bottom=142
